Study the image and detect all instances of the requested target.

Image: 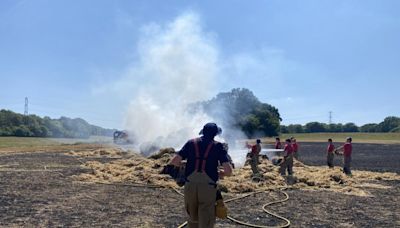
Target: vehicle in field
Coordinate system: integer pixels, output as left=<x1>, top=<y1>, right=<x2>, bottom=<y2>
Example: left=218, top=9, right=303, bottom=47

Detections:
left=113, top=130, right=134, bottom=144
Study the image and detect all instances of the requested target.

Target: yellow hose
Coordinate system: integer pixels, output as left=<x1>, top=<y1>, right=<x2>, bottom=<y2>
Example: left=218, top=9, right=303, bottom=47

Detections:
left=74, top=156, right=291, bottom=227
left=177, top=187, right=291, bottom=228
left=79, top=180, right=291, bottom=228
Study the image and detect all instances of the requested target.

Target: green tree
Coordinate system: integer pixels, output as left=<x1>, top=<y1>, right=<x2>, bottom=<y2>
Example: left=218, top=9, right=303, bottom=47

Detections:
left=287, top=124, right=304, bottom=133
left=327, top=123, right=343, bottom=132
left=280, top=125, right=289, bottom=133
left=304, top=122, right=327, bottom=133
left=14, top=126, right=33, bottom=136
left=376, top=116, right=400, bottom=132
left=199, top=88, right=281, bottom=138
left=390, top=126, right=400, bottom=132
left=0, top=109, right=114, bottom=138
left=342, top=123, right=359, bottom=132
left=360, top=123, right=378, bottom=132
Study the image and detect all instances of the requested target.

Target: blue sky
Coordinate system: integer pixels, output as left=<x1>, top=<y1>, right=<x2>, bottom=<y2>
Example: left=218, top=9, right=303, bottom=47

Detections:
left=1, top=0, right=399, bottom=129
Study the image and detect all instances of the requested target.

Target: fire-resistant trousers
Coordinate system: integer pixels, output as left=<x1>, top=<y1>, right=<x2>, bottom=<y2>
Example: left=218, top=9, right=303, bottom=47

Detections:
left=327, top=153, right=334, bottom=168
left=184, top=172, right=217, bottom=228
left=279, top=155, right=293, bottom=175
left=249, top=155, right=259, bottom=175
left=343, top=156, right=352, bottom=175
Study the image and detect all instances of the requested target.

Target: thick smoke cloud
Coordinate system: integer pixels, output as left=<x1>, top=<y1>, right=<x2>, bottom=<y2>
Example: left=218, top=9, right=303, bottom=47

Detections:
left=113, top=12, right=249, bottom=165
left=123, top=13, right=217, bottom=146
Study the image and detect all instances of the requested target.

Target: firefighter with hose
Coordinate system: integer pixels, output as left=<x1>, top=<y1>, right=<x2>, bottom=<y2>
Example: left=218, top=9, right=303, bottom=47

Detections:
left=167, top=123, right=233, bottom=228
left=279, top=139, right=294, bottom=176
left=246, top=139, right=262, bottom=177
left=334, top=137, right=353, bottom=175
left=291, top=137, right=299, bottom=160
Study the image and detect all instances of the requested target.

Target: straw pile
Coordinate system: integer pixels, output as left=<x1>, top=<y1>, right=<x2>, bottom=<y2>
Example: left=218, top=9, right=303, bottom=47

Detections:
left=71, top=147, right=400, bottom=197
left=67, top=147, right=128, bottom=158
left=74, top=148, right=178, bottom=188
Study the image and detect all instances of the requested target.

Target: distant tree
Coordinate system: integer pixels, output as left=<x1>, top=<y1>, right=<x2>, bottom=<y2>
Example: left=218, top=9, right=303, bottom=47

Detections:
left=287, top=124, right=304, bottom=133
left=240, top=114, right=260, bottom=137
left=376, top=116, right=400, bottom=132
left=304, top=122, right=327, bottom=133
left=0, top=109, right=114, bottom=138
left=14, top=125, right=33, bottom=137
left=250, top=103, right=281, bottom=137
left=342, top=122, right=359, bottom=132
left=390, top=126, right=400, bottom=132
left=280, top=125, right=289, bottom=133
left=327, top=123, right=343, bottom=132
left=360, top=123, right=378, bottom=132
left=199, top=88, right=281, bottom=138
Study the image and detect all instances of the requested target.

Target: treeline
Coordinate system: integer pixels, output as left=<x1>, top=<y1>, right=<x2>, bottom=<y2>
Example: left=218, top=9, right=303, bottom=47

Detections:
left=196, top=88, right=281, bottom=138
left=281, top=116, right=400, bottom=133
left=0, top=109, right=115, bottom=138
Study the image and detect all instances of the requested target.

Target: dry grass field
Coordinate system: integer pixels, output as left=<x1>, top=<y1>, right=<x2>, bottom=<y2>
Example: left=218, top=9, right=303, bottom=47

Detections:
left=0, top=136, right=399, bottom=227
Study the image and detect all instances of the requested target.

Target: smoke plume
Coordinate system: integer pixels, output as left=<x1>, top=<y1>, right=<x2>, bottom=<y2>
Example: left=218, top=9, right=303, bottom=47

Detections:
left=117, top=12, right=248, bottom=165
left=123, top=13, right=216, bottom=145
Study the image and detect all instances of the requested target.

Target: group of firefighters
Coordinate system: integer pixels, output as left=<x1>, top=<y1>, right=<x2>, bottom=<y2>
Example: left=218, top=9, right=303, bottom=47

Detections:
left=164, top=122, right=354, bottom=228
left=247, top=136, right=353, bottom=177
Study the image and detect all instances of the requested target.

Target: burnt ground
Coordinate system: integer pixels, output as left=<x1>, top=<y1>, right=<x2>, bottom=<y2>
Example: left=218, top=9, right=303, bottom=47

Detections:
left=296, top=142, right=400, bottom=173
left=0, top=143, right=399, bottom=227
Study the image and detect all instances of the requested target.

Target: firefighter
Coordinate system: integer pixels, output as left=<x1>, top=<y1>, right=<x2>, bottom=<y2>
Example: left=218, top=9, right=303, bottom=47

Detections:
left=275, top=137, right=282, bottom=149
left=169, top=123, right=233, bottom=228
left=326, top=138, right=335, bottom=168
left=334, top=137, right=353, bottom=175
left=291, top=137, right=299, bottom=160
left=246, top=139, right=262, bottom=176
left=279, top=139, right=294, bottom=176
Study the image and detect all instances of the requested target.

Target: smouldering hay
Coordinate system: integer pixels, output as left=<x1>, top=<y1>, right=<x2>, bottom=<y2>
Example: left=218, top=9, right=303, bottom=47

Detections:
left=75, top=149, right=179, bottom=188
left=71, top=147, right=400, bottom=197
left=67, top=147, right=128, bottom=158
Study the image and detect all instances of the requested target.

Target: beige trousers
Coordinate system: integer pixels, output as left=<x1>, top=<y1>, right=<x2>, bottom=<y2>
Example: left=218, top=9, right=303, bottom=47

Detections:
left=327, top=153, right=334, bottom=168
left=279, top=155, right=294, bottom=175
left=184, top=172, right=217, bottom=228
left=249, top=155, right=259, bottom=175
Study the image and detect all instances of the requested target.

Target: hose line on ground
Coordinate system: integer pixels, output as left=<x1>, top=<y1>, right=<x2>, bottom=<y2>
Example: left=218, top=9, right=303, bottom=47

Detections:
left=74, top=156, right=291, bottom=228
left=177, top=187, right=291, bottom=228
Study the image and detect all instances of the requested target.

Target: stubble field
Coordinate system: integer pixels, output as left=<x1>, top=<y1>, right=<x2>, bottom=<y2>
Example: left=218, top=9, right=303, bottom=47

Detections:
left=0, top=137, right=399, bottom=227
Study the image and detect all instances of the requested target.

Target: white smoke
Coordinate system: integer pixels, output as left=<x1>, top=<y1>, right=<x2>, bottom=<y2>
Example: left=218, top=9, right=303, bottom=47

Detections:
left=108, top=12, right=250, bottom=165
left=123, top=12, right=218, bottom=148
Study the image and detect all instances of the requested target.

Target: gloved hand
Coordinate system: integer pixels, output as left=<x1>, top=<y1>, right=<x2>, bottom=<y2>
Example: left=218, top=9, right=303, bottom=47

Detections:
left=160, top=164, right=179, bottom=179
left=215, top=199, right=228, bottom=219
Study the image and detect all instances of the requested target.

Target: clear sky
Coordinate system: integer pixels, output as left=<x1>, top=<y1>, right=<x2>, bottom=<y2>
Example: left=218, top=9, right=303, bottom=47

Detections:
left=1, top=0, right=399, bottom=129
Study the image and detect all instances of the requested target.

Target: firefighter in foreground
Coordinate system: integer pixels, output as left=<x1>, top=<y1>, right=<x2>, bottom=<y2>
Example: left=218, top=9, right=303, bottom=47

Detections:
left=246, top=139, right=262, bottom=176
left=168, top=123, right=233, bottom=228
left=279, top=139, right=294, bottom=176
left=334, top=137, right=353, bottom=175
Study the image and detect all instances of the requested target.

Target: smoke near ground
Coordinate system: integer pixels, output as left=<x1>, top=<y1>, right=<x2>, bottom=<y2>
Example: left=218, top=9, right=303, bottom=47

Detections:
left=115, top=12, right=249, bottom=162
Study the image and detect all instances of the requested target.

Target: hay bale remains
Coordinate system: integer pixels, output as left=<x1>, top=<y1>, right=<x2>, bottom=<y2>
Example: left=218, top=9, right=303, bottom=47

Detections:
left=71, top=147, right=400, bottom=197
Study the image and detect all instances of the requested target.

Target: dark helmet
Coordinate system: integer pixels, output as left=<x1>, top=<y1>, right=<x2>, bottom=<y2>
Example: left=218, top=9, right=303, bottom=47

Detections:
left=346, top=137, right=352, bottom=142
left=256, top=139, right=261, bottom=144
left=199, top=123, right=222, bottom=137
